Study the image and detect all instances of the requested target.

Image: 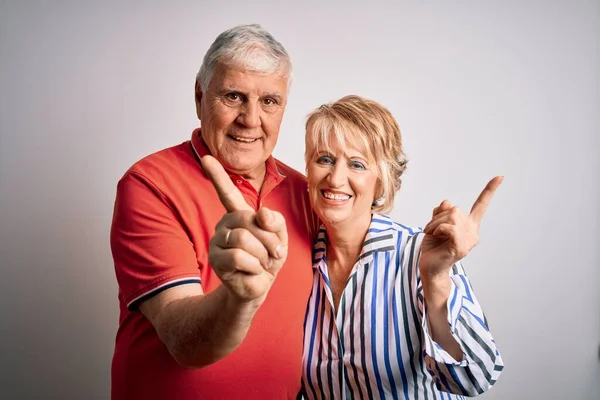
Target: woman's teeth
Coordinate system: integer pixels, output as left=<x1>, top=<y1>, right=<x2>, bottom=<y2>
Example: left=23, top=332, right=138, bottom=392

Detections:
left=323, top=191, right=350, bottom=200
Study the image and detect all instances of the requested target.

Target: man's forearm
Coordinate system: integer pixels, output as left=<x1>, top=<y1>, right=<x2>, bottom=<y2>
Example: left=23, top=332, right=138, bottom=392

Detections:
left=154, top=285, right=261, bottom=368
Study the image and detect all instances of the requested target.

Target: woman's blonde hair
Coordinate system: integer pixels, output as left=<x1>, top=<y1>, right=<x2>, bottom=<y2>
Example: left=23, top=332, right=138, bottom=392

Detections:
left=305, top=95, right=408, bottom=213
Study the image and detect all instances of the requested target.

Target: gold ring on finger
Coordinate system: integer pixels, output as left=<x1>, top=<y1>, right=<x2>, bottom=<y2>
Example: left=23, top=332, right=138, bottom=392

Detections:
left=225, top=229, right=232, bottom=248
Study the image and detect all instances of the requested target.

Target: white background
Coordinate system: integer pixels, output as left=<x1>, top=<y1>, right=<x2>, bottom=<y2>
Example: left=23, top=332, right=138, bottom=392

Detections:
left=1, top=1, right=598, bottom=399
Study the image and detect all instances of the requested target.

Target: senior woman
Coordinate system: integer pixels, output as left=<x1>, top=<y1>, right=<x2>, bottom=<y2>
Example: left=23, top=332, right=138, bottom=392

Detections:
left=301, top=95, right=504, bottom=399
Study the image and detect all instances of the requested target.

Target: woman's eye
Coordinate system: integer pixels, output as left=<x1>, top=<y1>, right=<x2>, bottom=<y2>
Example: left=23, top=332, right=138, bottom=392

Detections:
left=316, top=155, right=334, bottom=164
left=350, top=161, right=366, bottom=170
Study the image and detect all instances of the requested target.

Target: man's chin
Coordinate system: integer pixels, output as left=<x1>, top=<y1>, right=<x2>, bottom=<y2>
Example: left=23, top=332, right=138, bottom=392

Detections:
left=220, top=157, right=266, bottom=177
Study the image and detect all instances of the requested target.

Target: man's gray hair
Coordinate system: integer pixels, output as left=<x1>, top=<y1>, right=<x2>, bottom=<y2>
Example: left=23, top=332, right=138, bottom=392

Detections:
left=196, top=24, right=292, bottom=91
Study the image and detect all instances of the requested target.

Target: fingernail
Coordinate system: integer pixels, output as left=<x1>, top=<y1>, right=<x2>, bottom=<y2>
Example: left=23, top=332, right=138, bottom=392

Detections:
left=275, top=244, right=287, bottom=259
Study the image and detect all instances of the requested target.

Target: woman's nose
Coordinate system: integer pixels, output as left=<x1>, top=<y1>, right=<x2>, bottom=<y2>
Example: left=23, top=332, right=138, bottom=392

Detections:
left=327, top=164, right=347, bottom=187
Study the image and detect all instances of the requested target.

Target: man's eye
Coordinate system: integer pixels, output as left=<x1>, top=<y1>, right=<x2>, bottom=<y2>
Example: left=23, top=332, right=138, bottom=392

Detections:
left=263, top=98, right=276, bottom=106
left=224, top=93, right=241, bottom=101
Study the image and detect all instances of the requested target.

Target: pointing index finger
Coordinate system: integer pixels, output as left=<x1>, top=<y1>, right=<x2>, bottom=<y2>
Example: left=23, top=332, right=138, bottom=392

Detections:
left=469, top=176, right=504, bottom=224
left=201, top=155, right=252, bottom=212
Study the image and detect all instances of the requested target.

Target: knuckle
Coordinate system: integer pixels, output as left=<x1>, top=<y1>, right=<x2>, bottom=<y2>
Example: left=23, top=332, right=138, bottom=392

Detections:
left=241, top=209, right=254, bottom=219
left=230, top=209, right=247, bottom=221
left=449, top=226, right=459, bottom=237
left=230, top=249, right=244, bottom=265
left=236, top=228, right=250, bottom=242
left=208, top=251, right=221, bottom=269
left=215, top=218, right=227, bottom=230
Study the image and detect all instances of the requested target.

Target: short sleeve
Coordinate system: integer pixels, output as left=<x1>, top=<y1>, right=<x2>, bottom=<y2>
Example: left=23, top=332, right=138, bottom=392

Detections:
left=110, top=171, right=202, bottom=310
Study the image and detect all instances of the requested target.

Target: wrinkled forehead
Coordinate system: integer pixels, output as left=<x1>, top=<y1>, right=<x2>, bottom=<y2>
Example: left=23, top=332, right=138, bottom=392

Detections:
left=209, top=63, right=290, bottom=93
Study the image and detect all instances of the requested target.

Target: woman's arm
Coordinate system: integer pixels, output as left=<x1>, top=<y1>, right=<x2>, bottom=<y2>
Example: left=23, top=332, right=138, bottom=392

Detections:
left=414, top=177, right=505, bottom=395
left=416, top=252, right=504, bottom=396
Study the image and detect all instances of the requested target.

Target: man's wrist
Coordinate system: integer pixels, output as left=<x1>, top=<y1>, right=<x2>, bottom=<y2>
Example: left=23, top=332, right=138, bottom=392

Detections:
left=222, top=285, right=265, bottom=315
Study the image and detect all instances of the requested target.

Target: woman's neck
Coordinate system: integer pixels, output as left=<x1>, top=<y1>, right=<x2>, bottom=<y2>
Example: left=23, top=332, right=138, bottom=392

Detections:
left=325, top=212, right=373, bottom=270
left=323, top=212, right=373, bottom=313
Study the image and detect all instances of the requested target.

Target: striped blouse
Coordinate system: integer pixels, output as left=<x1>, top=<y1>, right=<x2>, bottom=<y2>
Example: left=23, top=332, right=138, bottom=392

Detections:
left=302, top=214, right=504, bottom=399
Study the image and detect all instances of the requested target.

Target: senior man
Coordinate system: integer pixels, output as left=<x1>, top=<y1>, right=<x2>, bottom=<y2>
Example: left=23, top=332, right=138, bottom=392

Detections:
left=110, top=24, right=316, bottom=399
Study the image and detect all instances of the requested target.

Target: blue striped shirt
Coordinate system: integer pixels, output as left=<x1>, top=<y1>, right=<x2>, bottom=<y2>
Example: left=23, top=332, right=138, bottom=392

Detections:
left=302, top=214, right=504, bottom=399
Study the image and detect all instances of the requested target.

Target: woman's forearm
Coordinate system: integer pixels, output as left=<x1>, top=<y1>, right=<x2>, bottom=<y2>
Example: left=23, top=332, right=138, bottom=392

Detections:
left=421, top=274, right=463, bottom=361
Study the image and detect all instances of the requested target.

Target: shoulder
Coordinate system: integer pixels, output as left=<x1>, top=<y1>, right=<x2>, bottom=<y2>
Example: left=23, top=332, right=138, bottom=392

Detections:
left=114, top=140, right=215, bottom=212
left=371, top=213, right=422, bottom=236
left=123, top=141, right=194, bottom=181
left=116, top=141, right=208, bottom=196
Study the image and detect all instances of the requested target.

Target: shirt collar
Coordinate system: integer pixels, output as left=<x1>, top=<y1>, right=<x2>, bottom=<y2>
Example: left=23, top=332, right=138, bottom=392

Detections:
left=312, top=213, right=398, bottom=267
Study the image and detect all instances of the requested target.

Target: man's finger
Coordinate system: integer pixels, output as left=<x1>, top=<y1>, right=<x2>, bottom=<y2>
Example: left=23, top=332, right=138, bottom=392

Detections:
left=201, top=155, right=252, bottom=212
left=222, top=212, right=284, bottom=260
left=256, top=208, right=288, bottom=240
left=216, top=228, right=271, bottom=270
left=256, top=207, right=288, bottom=259
left=221, top=249, right=264, bottom=275
left=469, top=176, right=504, bottom=223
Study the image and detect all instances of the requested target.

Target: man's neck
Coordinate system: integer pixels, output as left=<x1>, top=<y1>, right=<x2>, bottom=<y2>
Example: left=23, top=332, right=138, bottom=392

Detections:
left=235, top=164, right=267, bottom=194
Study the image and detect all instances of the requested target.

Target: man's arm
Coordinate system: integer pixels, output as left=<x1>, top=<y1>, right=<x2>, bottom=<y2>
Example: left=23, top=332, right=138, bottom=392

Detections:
left=113, top=157, right=287, bottom=369
left=136, top=204, right=286, bottom=368
left=138, top=206, right=287, bottom=368
left=139, top=284, right=260, bottom=368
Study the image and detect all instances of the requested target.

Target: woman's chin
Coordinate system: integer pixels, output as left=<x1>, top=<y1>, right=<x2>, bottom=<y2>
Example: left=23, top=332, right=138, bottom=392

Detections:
left=318, top=210, right=352, bottom=229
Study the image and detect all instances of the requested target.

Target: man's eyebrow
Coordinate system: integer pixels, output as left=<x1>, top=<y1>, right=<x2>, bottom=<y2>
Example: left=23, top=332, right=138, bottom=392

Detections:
left=263, top=92, right=283, bottom=98
left=262, top=93, right=285, bottom=103
left=220, top=86, right=246, bottom=94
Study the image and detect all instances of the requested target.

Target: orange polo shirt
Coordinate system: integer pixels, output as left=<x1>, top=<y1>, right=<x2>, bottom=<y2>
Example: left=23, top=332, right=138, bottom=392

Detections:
left=110, top=129, right=317, bottom=399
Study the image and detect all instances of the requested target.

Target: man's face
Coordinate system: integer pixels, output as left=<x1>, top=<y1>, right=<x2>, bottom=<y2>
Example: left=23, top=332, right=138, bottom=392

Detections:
left=196, top=66, right=289, bottom=179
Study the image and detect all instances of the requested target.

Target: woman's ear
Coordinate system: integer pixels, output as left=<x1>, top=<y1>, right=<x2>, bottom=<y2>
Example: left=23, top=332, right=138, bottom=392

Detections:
left=372, top=179, right=386, bottom=208
left=375, top=177, right=385, bottom=199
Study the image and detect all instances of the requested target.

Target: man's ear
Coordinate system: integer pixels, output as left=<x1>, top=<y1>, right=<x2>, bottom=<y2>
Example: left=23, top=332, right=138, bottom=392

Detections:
left=194, top=81, right=203, bottom=120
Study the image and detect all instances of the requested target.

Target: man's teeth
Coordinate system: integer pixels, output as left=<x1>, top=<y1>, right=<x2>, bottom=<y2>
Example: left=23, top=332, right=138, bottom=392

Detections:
left=324, top=192, right=350, bottom=200
left=231, top=135, right=258, bottom=143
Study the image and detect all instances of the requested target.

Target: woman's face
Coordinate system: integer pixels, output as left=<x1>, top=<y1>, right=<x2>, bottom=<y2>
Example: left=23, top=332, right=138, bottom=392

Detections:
left=306, top=139, right=379, bottom=229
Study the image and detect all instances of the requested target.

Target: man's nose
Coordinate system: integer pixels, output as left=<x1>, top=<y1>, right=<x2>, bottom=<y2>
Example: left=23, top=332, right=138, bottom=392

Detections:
left=237, top=101, right=261, bottom=129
